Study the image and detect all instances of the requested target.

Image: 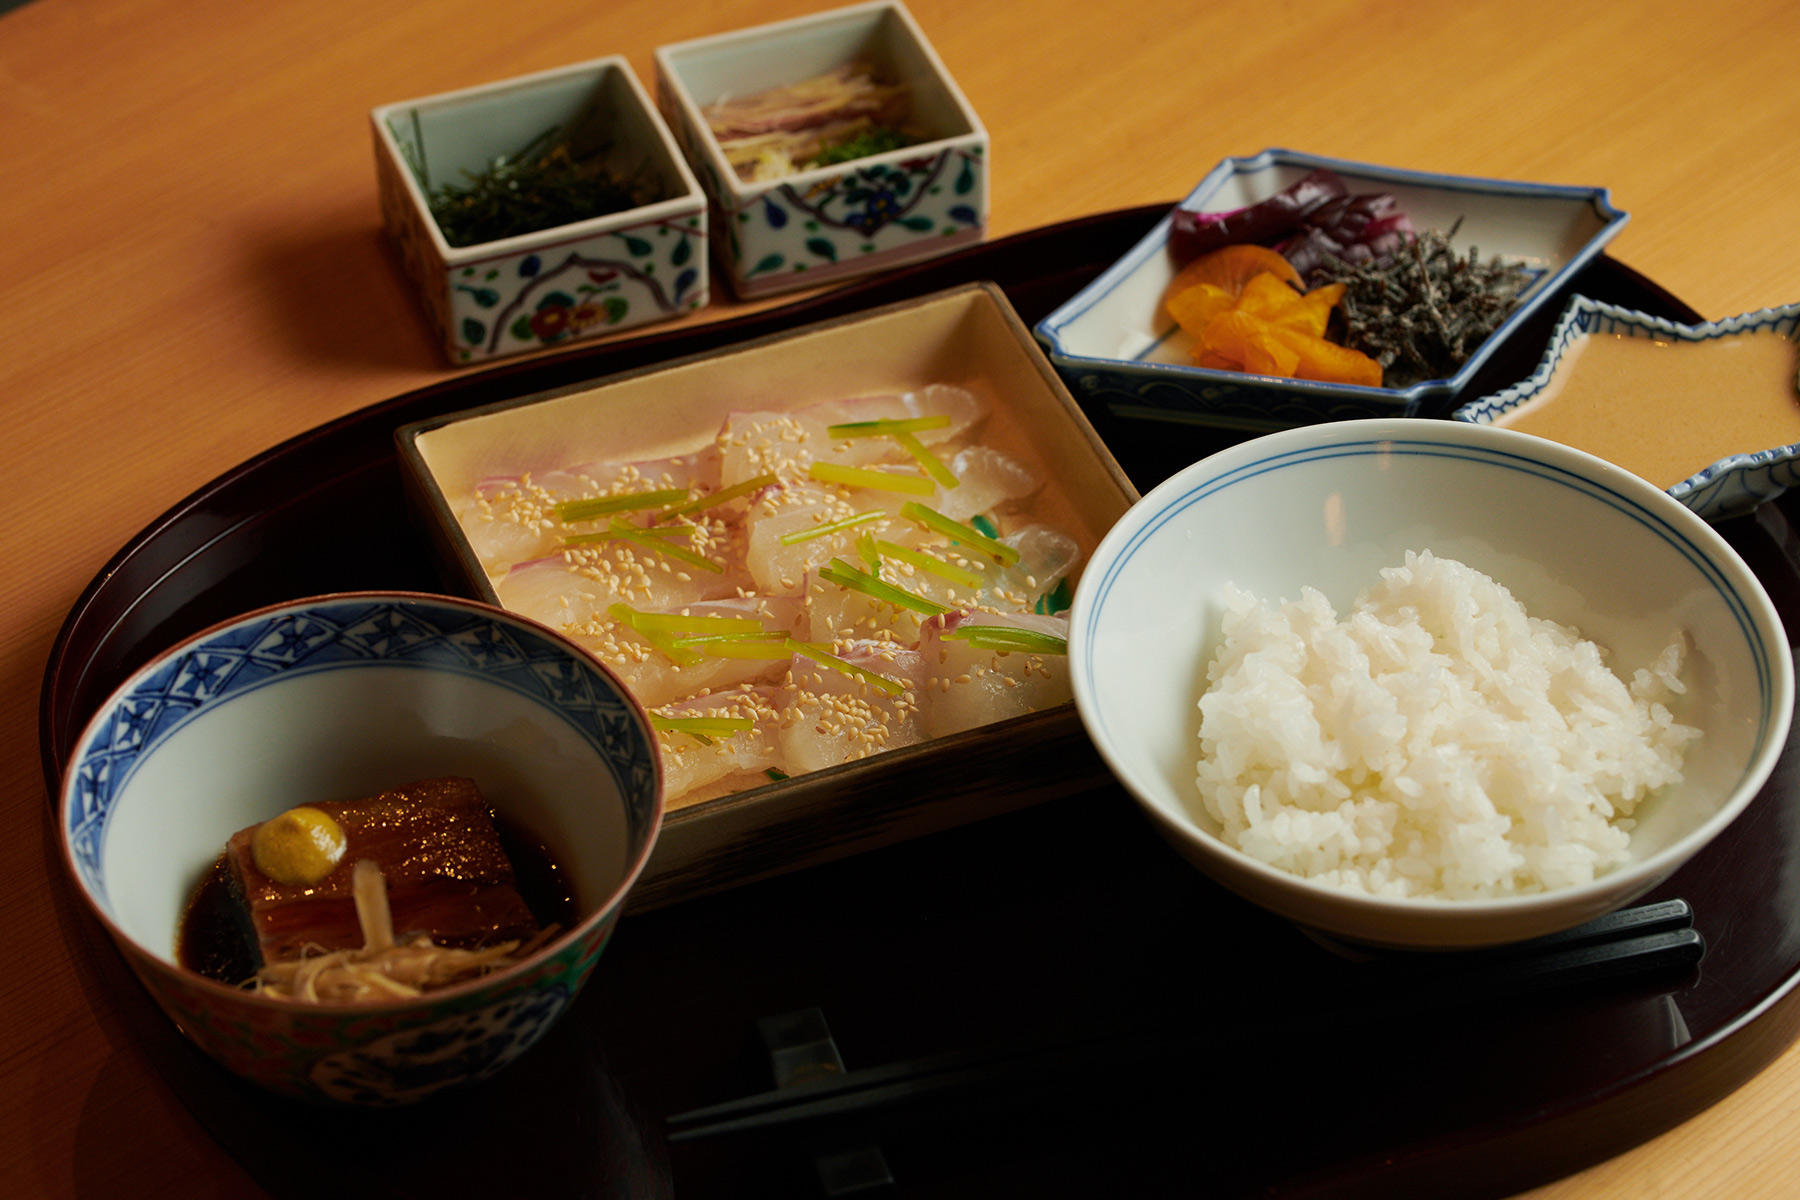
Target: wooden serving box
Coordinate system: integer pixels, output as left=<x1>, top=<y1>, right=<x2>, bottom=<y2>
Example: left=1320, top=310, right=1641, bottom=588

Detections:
left=395, top=282, right=1139, bottom=908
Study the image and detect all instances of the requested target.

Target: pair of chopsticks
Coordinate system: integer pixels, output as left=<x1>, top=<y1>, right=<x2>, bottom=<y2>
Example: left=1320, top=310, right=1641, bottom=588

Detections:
left=665, top=899, right=1703, bottom=1150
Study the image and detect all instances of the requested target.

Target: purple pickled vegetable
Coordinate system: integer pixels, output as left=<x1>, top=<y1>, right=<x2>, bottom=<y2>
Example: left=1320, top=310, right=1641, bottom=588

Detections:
left=1168, top=168, right=1348, bottom=262
left=1167, top=167, right=1417, bottom=277
left=1279, top=193, right=1416, bottom=278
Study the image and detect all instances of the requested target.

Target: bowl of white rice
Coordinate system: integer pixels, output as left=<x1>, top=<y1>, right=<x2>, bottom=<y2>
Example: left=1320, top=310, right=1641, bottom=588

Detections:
left=1069, top=418, right=1793, bottom=949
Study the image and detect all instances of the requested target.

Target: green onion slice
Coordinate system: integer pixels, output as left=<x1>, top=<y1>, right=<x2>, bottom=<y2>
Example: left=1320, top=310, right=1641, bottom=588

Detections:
left=778, top=508, right=884, bottom=546
left=555, top=487, right=691, bottom=523
left=870, top=538, right=985, bottom=589
left=818, top=558, right=951, bottom=616
left=608, top=604, right=761, bottom=635
left=808, top=461, right=936, bottom=496
left=565, top=520, right=724, bottom=573
left=825, top=415, right=952, bottom=437
left=650, top=714, right=756, bottom=737
left=942, top=624, right=1069, bottom=655
left=855, top=531, right=883, bottom=574
left=892, top=431, right=959, bottom=489
left=669, top=632, right=794, bottom=660
left=660, top=472, right=778, bottom=517
left=789, top=640, right=906, bottom=696
left=899, top=502, right=1020, bottom=565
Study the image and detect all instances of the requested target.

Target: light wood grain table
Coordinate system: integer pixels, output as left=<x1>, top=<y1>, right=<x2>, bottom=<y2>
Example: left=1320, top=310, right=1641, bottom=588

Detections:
left=5, top=0, right=1798, bottom=1195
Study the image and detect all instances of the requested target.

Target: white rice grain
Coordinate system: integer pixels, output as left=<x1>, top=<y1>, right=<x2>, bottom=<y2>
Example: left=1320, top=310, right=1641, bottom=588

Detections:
left=1193, top=551, right=1700, bottom=898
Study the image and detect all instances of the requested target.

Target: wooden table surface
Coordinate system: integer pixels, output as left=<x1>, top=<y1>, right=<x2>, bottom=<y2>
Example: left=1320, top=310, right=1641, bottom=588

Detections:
left=5, top=0, right=1798, bottom=1195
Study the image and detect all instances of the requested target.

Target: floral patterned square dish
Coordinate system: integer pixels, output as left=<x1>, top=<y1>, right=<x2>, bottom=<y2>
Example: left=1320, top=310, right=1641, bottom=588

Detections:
left=372, top=56, right=708, bottom=365
left=654, top=1, right=987, bottom=300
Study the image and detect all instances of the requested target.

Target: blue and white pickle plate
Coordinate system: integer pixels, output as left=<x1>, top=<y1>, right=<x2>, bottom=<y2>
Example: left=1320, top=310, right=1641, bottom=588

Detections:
left=1454, top=296, right=1800, bottom=522
left=372, top=56, right=708, bottom=365
left=1035, top=148, right=1628, bottom=432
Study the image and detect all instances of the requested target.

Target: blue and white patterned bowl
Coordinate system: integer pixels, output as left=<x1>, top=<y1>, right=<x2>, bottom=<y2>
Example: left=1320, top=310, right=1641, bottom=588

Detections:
left=654, top=1, right=987, bottom=299
left=372, top=56, right=709, bottom=364
left=1036, top=148, right=1628, bottom=432
left=57, top=592, right=662, bottom=1105
left=1069, top=418, right=1791, bottom=949
left=1454, top=296, right=1800, bottom=521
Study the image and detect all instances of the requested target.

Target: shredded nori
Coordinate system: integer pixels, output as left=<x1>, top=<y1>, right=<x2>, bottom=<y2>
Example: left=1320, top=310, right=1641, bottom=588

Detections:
left=427, top=124, right=656, bottom=248
left=1306, top=223, right=1533, bottom=388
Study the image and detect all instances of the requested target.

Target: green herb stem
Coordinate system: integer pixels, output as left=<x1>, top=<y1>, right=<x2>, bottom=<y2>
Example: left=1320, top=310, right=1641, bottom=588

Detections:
left=789, top=640, right=906, bottom=696
left=808, top=461, right=936, bottom=496
left=825, top=415, right=953, bottom=437
left=778, top=509, right=885, bottom=546
left=943, top=624, right=1069, bottom=655
left=899, top=502, right=1021, bottom=565
left=892, top=431, right=959, bottom=489
left=871, top=538, right=985, bottom=589
left=818, top=558, right=951, bottom=615
left=556, top=487, right=692, bottom=523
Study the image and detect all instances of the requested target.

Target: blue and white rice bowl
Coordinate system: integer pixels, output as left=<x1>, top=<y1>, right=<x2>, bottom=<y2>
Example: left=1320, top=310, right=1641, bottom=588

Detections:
left=1035, top=148, right=1628, bottom=432
left=1068, top=419, right=1791, bottom=949
left=1454, top=296, right=1800, bottom=521
left=58, top=591, right=663, bottom=1105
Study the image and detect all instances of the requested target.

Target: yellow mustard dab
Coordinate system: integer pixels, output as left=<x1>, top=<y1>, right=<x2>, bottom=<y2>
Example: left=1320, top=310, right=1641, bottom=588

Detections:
left=250, top=806, right=347, bottom=886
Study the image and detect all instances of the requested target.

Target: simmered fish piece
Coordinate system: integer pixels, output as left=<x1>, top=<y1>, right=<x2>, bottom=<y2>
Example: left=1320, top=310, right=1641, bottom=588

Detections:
left=224, top=777, right=539, bottom=967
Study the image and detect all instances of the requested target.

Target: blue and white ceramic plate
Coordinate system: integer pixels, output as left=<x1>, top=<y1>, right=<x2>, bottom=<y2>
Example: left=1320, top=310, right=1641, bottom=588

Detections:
left=1035, top=148, right=1628, bottom=432
left=1454, top=296, right=1800, bottom=521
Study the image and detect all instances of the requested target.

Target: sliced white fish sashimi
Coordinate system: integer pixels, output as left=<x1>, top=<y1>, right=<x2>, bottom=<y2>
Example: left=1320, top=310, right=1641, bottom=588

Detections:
left=802, top=384, right=989, bottom=466
left=928, top=446, right=1041, bottom=521
left=655, top=685, right=785, bottom=803
left=917, top=611, right=1072, bottom=739
left=569, top=595, right=803, bottom=709
left=456, top=380, right=1082, bottom=805
left=744, top=478, right=897, bottom=595
left=460, top=449, right=722, bottom=573
left=779, top=641, right=926, bottom=773
left=716, top=410, right=853, bottom=488
left=496, top=525, right=751, bottom=629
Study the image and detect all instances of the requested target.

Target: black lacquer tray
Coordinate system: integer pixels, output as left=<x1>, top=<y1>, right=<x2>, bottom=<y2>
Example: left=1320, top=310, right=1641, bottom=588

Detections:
left=40, top=206, right=1800, bottom=1198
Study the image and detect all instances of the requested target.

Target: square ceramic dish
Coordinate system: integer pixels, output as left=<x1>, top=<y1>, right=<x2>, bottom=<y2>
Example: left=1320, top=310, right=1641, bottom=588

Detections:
left=653, top=1, right=987, bottom=300
left=1454, top=296, right=1800, bottom=521
left=395, top=283, right=1135, bottom=906
left=372, top=56, right=708, bottom=365
left=1035, top=148, right=1628, bottom=432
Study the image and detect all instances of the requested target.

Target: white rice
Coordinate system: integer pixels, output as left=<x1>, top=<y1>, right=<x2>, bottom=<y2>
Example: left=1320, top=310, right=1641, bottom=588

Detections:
left=1193, top=550, right=1700, bottom=899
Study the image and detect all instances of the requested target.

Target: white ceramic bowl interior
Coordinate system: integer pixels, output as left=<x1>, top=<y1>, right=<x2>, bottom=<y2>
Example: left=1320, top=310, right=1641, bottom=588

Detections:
left=1069, top=418, right=1792, bottom=948
left=1454, top=295, right=1800, bottom=522
left=1036, top=148, right=1628, bottom=431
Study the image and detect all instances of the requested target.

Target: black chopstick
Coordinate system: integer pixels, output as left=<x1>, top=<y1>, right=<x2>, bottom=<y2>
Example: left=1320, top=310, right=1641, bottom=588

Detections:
left=666, top=899, right=1703, bottom=1148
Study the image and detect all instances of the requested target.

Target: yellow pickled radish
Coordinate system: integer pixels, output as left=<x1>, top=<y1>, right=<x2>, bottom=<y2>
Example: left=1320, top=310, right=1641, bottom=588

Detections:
left=251, top=806, right=348, bottom=886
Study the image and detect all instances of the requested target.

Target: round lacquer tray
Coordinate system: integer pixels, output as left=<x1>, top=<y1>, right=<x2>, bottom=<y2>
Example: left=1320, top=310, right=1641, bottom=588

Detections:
left=41, top=206, right=1800, bottom=1198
